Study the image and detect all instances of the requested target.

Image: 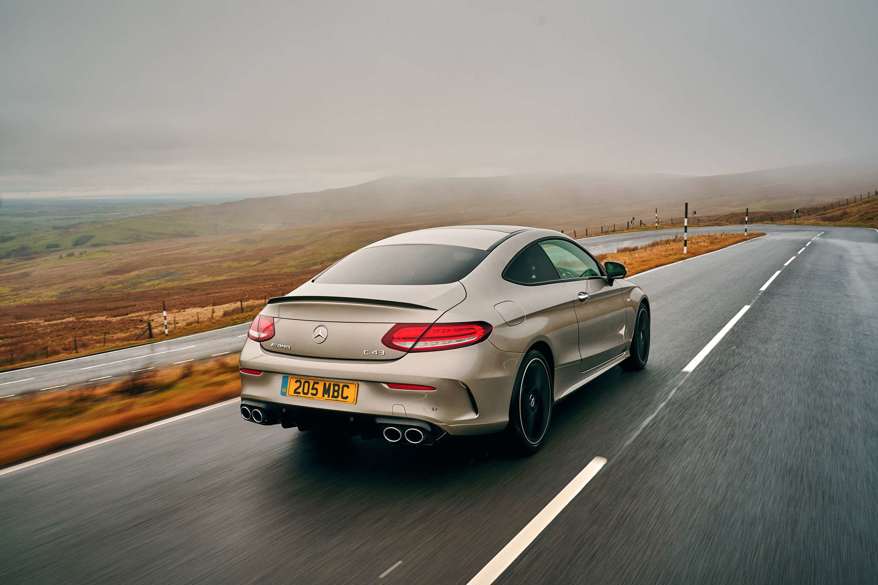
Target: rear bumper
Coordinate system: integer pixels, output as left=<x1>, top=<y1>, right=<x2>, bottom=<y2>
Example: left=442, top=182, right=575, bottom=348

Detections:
left=238, top=338, right=522, bottom=435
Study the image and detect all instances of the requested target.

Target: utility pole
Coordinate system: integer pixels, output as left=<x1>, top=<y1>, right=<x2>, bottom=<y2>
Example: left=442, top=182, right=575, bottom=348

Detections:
left=683, top=202, right=689, bottom=255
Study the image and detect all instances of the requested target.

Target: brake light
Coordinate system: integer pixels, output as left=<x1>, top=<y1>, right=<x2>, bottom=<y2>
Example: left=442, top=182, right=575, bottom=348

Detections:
left=240, top=368, right=263, bottom=376
left=381, top=322, right=492, bottom=352
left=248, top=314, right=275, bottom=342
left=386, top=382, right=436, bottom=391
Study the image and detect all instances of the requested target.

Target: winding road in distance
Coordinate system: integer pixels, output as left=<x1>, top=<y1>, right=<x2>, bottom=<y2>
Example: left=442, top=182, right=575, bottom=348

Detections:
left=1, top=223, right=876, bottom=585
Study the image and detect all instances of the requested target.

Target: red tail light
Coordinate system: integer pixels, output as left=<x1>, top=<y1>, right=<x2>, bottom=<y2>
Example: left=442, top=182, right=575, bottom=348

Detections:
left=386, top=382, right=436, bottom=391
left=382, top=322, right=492, bottom=353
left=240, top=368, right=263, bottom=376
left=248, top=314, right=275, bottom=342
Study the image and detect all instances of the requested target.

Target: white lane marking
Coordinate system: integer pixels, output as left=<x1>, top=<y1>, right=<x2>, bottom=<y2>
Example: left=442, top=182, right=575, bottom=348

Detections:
left=466, top=457, right=607, bottom=585
left=173, top=359, right=194, bottom=365
left=797, top=247, right=806, bottom=254
left=380, top=561, right=403, bottom=579
left=1, top=394, right=14, bottom=399
left=628, top=235, right=761, bottom=280
left=784, top=256, right=796, bottom=266
left=0, top=399, right=239, bottom=478
left=79, top=345, right=197, bottom=370
left=39, top=385, right=66, bottom=392
left=0, top=377, right=34, bottom=386
left=131, top=367, right=154, bottom=373
left=682, top=305, right=751, bottom=373
left=88, top=375, right=113, bottom=382
left=759, top=270, right=782, bottom=292
left=805, top=241, right=811, bottom=247
left=211, top=352, right=230, bottom=357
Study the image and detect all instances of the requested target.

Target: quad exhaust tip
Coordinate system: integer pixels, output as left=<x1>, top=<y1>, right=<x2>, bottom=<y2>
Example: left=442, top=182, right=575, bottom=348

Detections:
left=240, top=405, right=252, bottom=421
left=404, top=427, right=425, bottom=445
left=382, top=426, right=402, bottom=443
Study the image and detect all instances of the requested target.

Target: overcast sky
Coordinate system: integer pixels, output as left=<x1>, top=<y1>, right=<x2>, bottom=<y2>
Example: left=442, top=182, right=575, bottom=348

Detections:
left=1, top=0, right=877, bottom=198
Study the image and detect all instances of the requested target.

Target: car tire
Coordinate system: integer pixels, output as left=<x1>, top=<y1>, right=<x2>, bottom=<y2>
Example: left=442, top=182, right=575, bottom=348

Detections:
left=621, top=302, right=650, bottom=371
left=507, top=349, right=554, bottom=455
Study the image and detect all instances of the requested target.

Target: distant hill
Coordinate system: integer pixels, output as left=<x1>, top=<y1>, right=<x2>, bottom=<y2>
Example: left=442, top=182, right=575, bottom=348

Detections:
left=3, top=159, right=877, bottom=258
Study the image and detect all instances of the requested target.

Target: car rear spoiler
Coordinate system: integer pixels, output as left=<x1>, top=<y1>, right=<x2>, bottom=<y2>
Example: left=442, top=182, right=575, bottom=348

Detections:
left=266, top=295, right=435, bottom=311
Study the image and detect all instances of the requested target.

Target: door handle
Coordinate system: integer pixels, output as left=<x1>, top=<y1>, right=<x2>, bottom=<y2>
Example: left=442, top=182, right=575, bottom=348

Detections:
left=577, top=291, right=589, bottom=302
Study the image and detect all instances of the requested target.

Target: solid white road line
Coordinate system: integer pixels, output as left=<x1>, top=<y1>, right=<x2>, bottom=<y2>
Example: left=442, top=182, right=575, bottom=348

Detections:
left=39, top=385, right=66, bottom=392
left=1, top=394, right=14, bottom=399
left=0, top=377, right=34, bottom=386
left=797, top=247, right=806, bottom=254
left=173, top=359, right=194, bottom=365
left=211, top=352, right=230, bottom=357
left=682, top=305, right=751, bottom=373
left=760, top=270, right=782, bottom=292
left=628, top=235, right=761, bottom=280
left=466, top=457, right=607, bottom=585
left=0, top=399, right=240, bottom=478
left=379, top=561, right=403, bottom=579
left=784, top=256, right=796, bottom=266
left=79, top=345, right=197, bottom=370
left=87, top=375, right=112, bottom=382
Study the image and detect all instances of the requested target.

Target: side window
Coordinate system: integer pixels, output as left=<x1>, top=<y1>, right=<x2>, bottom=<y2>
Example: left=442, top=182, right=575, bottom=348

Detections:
left=504, top=244, right=560, bottom=284
left=539, top=239, right=602, bottom=280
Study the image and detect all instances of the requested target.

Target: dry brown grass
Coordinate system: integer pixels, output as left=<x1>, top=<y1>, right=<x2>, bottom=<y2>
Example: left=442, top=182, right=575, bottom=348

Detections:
left=597, top=232, right=764, bottom=275
left=0, top=356, right=240, bottom=468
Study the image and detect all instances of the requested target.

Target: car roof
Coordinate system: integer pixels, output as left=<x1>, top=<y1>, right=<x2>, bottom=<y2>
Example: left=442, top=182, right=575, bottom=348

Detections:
left=369, top=225, right=532, bottom=251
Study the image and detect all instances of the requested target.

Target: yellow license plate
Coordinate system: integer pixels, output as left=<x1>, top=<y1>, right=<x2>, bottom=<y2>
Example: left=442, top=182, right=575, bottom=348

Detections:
left=281, top=375, right=358, bottom=404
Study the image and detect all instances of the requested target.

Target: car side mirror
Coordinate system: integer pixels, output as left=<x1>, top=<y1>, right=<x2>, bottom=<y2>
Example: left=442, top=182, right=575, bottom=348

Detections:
left=604, top=261, right=627, bottom=284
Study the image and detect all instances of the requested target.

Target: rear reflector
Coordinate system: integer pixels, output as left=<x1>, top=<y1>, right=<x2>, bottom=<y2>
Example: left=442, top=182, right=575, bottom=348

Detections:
left=382, top=322, right=492, bottom=353
left=386, top=382, right=436, bottom=391
left=248, top=314, right=275, bottom=342
left=240, top=368, right=263, bottom=376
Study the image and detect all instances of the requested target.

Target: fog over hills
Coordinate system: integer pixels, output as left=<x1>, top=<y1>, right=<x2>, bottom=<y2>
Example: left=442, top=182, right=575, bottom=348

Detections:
left=3, top=159, right=877, bottom=258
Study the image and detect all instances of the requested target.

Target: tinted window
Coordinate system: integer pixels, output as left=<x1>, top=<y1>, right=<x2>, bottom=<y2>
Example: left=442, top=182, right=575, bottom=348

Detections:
left=540, top=239, right=602, bottom=279
left=317, top=244, right=487, bottom=285
left=504, top=244, right=559, bottom=284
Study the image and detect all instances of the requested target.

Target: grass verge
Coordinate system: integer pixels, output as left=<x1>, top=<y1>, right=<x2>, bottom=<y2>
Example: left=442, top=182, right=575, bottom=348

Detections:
left=0, top=356, right=239, bottom=468
left=0, top=231, right=762, bottom=469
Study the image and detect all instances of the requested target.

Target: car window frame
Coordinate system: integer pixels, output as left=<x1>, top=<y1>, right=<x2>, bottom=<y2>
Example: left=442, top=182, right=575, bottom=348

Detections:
left=502, top=236, right=606, bottom=287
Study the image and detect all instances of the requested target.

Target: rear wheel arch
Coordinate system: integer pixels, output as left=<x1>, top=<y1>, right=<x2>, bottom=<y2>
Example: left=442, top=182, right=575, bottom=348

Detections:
left=527, top=341, right=554, bottom=377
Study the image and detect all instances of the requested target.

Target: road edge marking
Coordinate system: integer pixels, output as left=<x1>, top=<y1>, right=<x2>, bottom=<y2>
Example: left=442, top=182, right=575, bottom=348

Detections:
left=0, top=398, right=239, bottom=479
left=466, top=456, right=607, bottom=585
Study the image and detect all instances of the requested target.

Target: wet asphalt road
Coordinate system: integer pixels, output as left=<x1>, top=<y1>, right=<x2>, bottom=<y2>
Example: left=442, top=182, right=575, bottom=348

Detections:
left=0, top=225, right=876, bottom=584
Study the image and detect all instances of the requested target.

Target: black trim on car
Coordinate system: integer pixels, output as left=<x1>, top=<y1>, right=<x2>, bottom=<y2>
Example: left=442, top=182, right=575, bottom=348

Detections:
left=266, top=295, right=435, bottom=311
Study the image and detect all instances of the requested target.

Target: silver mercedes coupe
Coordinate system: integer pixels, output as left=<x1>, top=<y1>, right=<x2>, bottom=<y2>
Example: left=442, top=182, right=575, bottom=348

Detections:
left=239, top=225, right=649, bottom=453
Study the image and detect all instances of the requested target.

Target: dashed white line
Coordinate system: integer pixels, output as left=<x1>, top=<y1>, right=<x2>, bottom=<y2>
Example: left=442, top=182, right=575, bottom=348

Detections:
left=797, top=247, right=806, bottom=254
left=0, top=377, right=34, bottom=386
left=1, top=394, right=14, bottom=399
left=682, top=305, right=751, bottom=373
left=0, top=399, right=239, bottom=478
left=380, top=561, right=403, bottom=579
left=131, top=367, right=154, bottom=373
left=79, top=345, right=197, bottom=370
left=805, top=241, right=811, bottom=247
left=784, top=256, right=796, bottom=266
left=87, top=375, right=113, bottom=382
left=39, top=385, right=65, bottom=392
left=466, top=457, right=607, bottom=585
left=173, top=359, right=194, bottom=365
left=760, top=270, right=782, bottom=292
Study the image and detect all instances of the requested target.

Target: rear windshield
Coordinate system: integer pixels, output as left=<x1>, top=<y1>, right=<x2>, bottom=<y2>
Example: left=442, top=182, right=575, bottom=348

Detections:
left=316, top=244, right=488, bottom=285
